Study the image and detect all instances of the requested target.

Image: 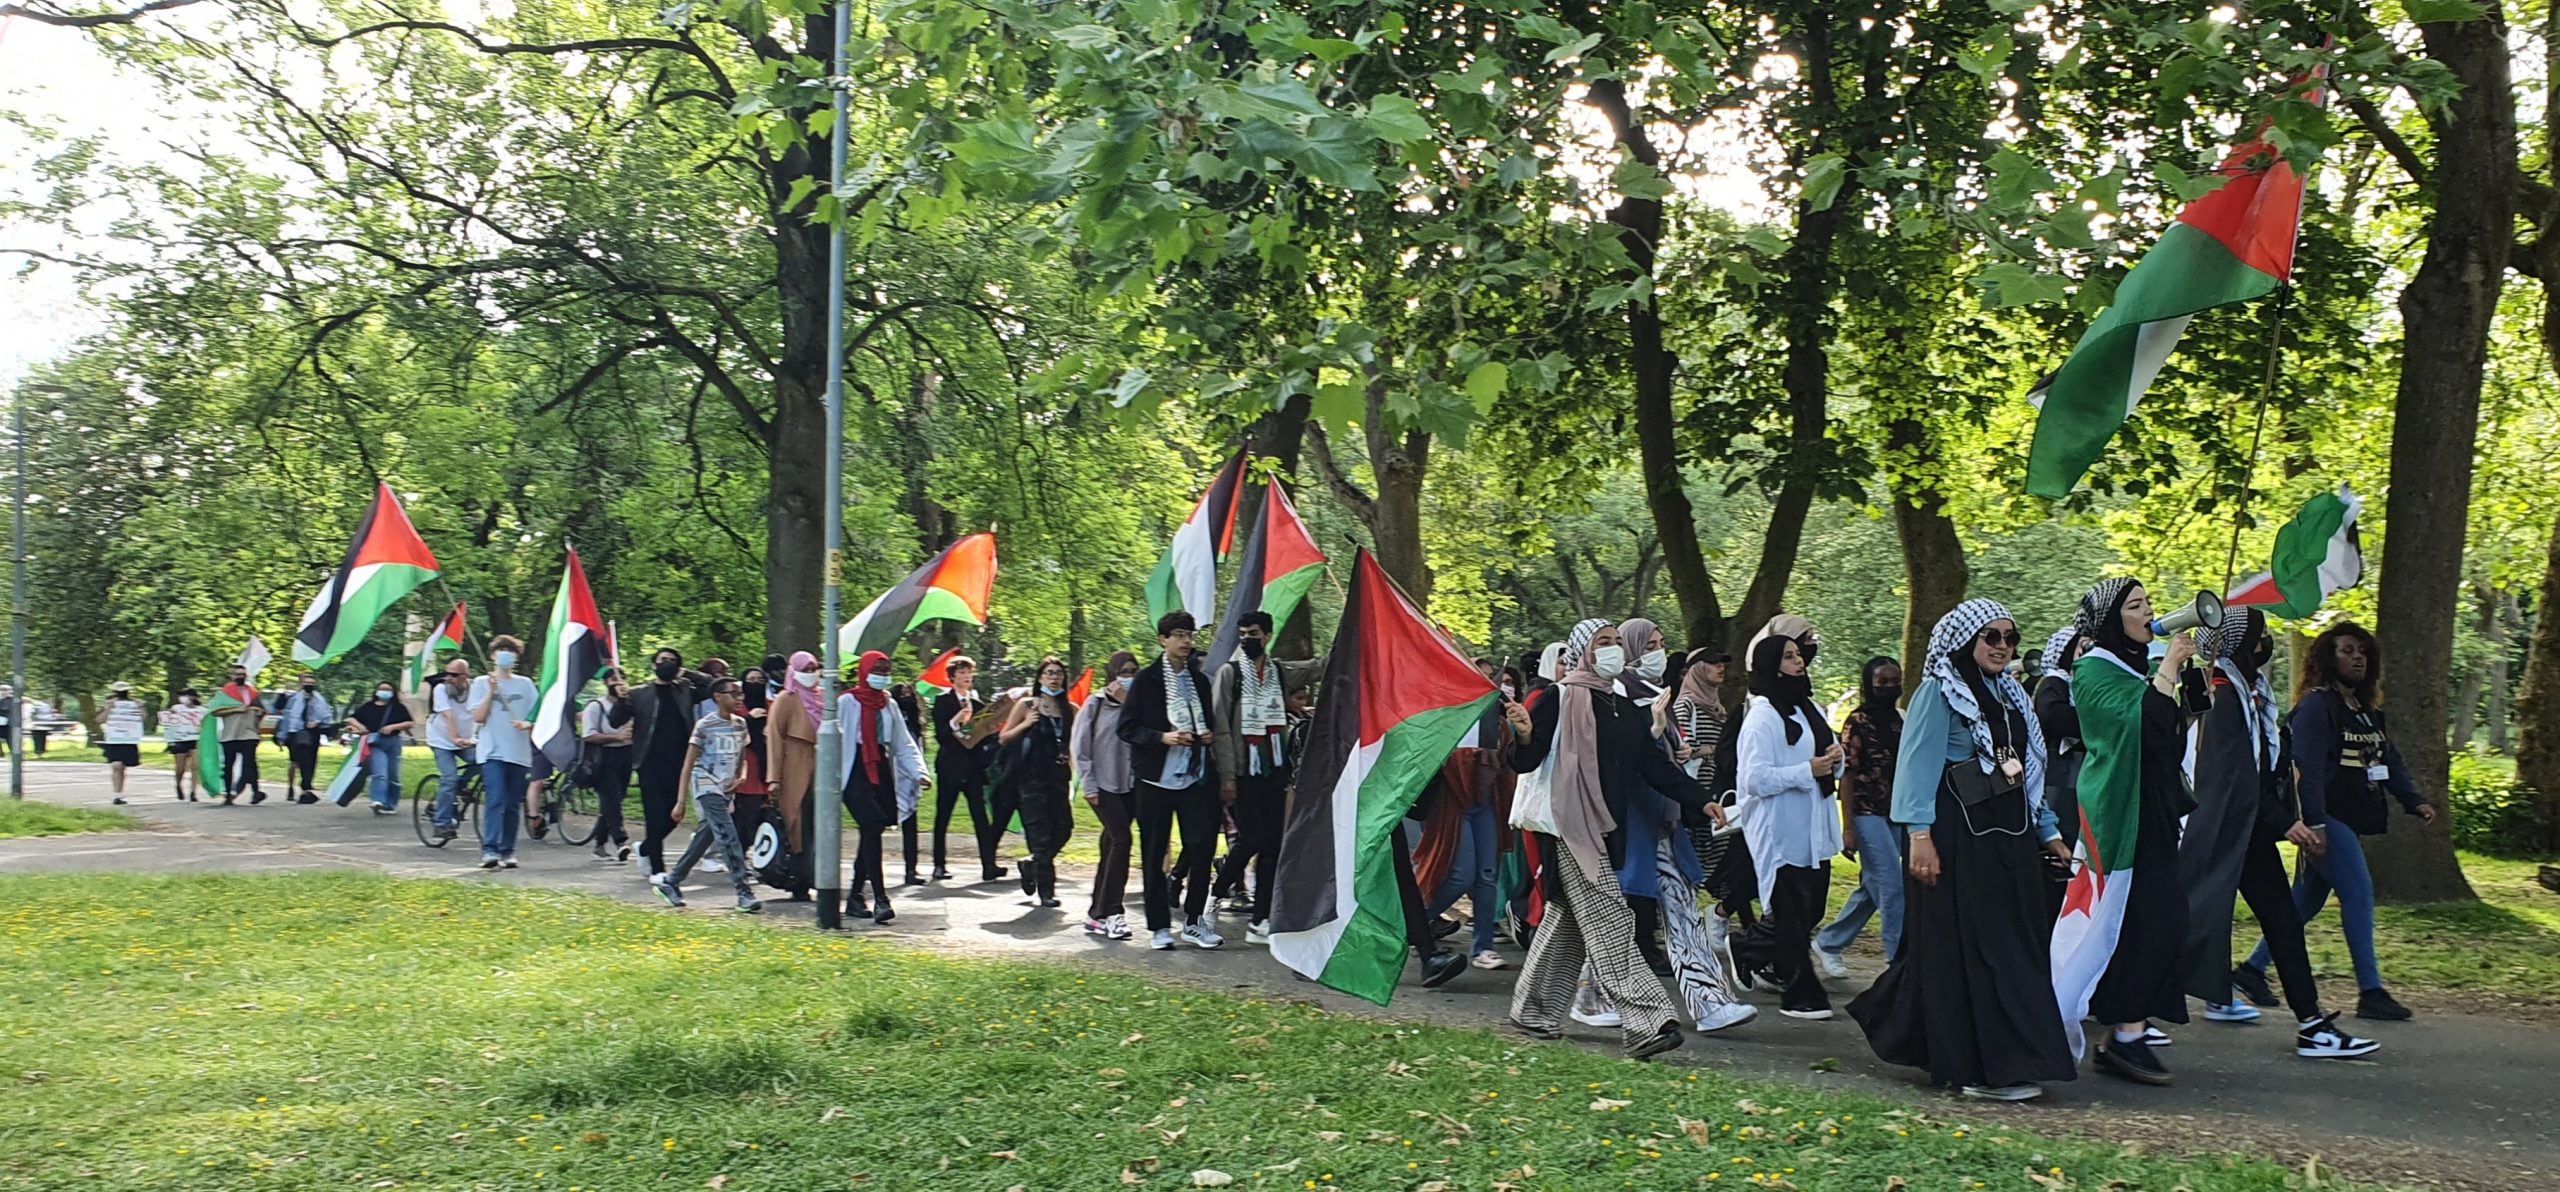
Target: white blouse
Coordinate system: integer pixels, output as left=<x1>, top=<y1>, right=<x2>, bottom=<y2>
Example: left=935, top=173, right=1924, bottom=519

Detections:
left=1733, top=695, right=1844, bottom=906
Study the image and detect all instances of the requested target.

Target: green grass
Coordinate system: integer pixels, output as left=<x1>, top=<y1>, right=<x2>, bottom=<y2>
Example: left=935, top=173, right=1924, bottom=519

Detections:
left=2348, top=852, right=2560, bottom=1004
left=0, top=874, right=2373, bottom=1192
left=0, top=797, right=135, bottom=838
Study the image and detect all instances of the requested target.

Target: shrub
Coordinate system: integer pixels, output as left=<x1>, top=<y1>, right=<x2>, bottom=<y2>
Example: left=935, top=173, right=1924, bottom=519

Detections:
left=2446, top=751, right=2538, bottom=856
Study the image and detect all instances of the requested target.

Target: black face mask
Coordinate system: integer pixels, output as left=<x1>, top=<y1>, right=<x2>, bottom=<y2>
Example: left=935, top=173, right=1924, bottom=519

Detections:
left=1241, top=637, right=1267, bottom=660
left=1870, top=684, right=1901, bottom=707
left=301, top=683, right=316, bottom=691
left=654, top=660, right=681, bottom=682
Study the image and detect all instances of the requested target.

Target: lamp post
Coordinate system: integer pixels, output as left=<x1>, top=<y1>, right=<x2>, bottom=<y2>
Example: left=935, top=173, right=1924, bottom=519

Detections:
left=8, top=384, right=22, bottom=800
left=810, top=0, right=852, bottom=928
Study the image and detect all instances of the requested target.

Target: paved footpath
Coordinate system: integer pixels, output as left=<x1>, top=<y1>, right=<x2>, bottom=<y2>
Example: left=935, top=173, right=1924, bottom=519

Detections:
left=5, top=762, right=2554, bottom=1190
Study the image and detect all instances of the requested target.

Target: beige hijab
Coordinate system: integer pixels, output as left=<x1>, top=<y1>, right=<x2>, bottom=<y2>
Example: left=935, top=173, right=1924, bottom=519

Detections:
left=1548, top=618, right=1619, bottom=882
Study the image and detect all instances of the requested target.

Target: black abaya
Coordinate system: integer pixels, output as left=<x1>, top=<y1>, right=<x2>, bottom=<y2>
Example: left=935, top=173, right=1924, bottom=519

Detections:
left=2085, top=685, right=2190, bottom=1028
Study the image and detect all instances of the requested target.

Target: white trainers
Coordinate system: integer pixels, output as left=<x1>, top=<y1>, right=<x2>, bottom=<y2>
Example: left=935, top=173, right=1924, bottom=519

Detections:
left=1696, top=1001, right=1757, bottom=1033
left=1813, top=946, right=1850, bottom=979
left=1180, top=918, right=1224, bottom=949
left=2296, top=1013, right=2380, bottom=1059
left=1569, top=1006, right=1623, bottom=1029
left=2141, top=1025, right=2174, bottom=1047
left=1961, top=1083, right=2044, bottom=1102
left=701, top=858, right=727, bottom=873
left=1150, top=928, right=1176, bottom=951
left=1107, top=913, right=1132, bottom=941
left=1470, top=950, right=1507, bottom=970
left=1246, top=920, right=1271, bottom=945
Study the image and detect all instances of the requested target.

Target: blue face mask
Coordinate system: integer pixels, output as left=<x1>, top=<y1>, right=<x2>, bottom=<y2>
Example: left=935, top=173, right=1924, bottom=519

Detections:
left=1040, top=683, right=1064, bottom=697
left=376, top=690, right=394, bottom=702
left=866, top=674, right=891, bottom=691
left=493, top=650, right=517, bottom=670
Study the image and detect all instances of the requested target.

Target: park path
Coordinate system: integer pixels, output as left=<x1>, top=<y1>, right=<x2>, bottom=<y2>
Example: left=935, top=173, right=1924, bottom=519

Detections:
left=3, top=761, right=2553, bottom=1191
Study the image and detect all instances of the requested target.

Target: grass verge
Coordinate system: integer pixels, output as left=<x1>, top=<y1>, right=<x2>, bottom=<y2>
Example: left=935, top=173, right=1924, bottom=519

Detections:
left=0, top=873, right=2373, bottom=1192
left=0, top=797, right=135, bottom=838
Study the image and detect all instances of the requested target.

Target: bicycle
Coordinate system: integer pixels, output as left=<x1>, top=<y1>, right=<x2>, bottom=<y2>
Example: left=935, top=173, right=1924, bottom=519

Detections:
left=411, top=762, right=484, bottom=848
left=538, top=765, right=603, bottom=848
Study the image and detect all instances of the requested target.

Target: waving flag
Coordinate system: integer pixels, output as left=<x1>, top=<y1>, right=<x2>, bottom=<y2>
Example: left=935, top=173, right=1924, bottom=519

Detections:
left=839, top=533, right=999, bottom=658
left=293, top=484, right=441, bottom=665
left=2026, top=82, right=2320, bottom=498
left=1145, top=452, right=1248, bottom=624
left=195, top=683, right=253, bottom=793
left=235, top=637, right=273, bottom=681
left=2051, top=649, right=2150, bottom=1057
left=2226, top=486, right=2363, bottom=619
left=1065, top=667, right=1095, bottom=709
left=531, top=549, right=609, bottom=768
left=1269, top=550, right=1497, bottom=1005
left=406, top=603, right=468, bottom=690
left=1202, top=480, right=1331, bottom=674
left=914, top=647, right=965, bottom=700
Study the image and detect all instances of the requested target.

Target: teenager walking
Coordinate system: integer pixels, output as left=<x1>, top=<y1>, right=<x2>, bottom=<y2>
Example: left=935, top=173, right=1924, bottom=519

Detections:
left=468, top=635, right=539, bottom=869
left=657, top=678, right=764, bottom=913
left=1073, top=651, right=1142, bottom=939
left=1119, top=612, right=1225, bottom=951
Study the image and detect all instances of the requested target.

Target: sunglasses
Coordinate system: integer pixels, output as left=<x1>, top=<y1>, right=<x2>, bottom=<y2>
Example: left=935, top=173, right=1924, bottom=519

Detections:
left=1977, top=628, right=2023, bottom=649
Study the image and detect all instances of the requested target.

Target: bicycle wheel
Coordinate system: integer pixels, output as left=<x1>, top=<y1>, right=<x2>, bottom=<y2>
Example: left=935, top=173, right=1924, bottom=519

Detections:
left=554, top=775, right=600, bottom=847
left=459, top=775, right=483, bottom=839
left=412, top=772, right=447, bottom=847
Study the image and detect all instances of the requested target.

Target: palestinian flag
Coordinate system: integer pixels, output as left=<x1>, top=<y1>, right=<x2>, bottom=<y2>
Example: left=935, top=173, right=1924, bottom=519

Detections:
left=2226, top=486, right=2363, bottom=619
left=914, top=647, right=964, bottom=700
left=195, top=682, right=254, bottom=792
left=839, top=533, right=998, bottom=657
left=2025, top=80, right=2320, bottom=498
left=531, top=549, right=609, bottom=768
left=2050, top=649, right=2150, bottom=1058
left=293, top=484, right=441, bottom=665
left=1065, top=667, right=1094, bottom=709
left=324, top=737, right=373, bottom=807
left=406, top=603, right=467, bottom=690
left=1145, top=452, right=1248, bottom=624
left=1201, top=480, right=1331, bottom=675
left=1269, top=550, right=1497, bottom=1006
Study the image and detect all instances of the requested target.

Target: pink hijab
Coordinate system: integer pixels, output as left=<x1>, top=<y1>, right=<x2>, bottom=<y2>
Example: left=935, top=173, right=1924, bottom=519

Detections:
left=788, top=650, right=826, bottom=723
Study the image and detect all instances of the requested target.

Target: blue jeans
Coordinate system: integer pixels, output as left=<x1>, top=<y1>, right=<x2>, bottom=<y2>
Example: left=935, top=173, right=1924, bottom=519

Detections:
left=479, top=759, right=528, bottom=857
left=1815, top=814, right=1904, bottom=960
left=432, top=747, right=471, bottom=830
left=2247, top=823, right=2381, bottom=991
left=1425, top=802, right=1501, bottom=956
left=367, top=737, right=404, bottom=809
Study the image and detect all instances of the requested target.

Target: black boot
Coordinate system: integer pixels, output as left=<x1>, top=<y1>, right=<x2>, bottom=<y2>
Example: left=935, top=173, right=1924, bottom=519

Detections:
left=872, top=891, right=895, bottom=925
left=846, top=890, right=871, bottom=920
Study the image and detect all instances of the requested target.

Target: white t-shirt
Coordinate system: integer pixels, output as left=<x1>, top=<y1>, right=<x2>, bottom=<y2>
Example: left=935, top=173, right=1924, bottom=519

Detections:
left=161, top=703, right=206, bottom=743
left=469, top=674, right=539, bottom=766
left=426, top=684, right=468, bottom=752
left=102, top=699, right=147, bottom=745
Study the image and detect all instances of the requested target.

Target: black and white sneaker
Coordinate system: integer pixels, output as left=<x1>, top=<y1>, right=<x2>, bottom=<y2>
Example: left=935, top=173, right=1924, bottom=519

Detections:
left=2140, top=1025, right=2174, bottom=1047
left=2295, top=1013, right=2380, bottom=1059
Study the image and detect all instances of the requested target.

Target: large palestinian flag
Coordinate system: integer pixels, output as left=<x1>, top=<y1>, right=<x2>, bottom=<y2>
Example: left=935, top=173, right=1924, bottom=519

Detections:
left=1269, top=550, right=1497, bottom=1006
left=324, top=737, right=374, bottom=807
left=1201, top=480, right=1331, bottom=675
left=839, top=533, right=998, bottom=658
left=195, top=682, right=255, bottom=793
left=2050, top=649, right=2150, bottom=1058
left=293, top=484, right=441, bottom=665
left=531, top=549, right=609, bottom=768
left=1145, top=452, right=1248, bottom=624
left=2025, top=81, right=2320, bottom=498
left=405, top=603, right=467, bottom=690
left=2226, top=486, right=2362, bottom=619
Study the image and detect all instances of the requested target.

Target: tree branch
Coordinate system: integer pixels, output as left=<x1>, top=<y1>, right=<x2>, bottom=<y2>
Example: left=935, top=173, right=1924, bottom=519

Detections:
left=2344, top=96, right=2429, bottom=188
left=1304, top=422, right=1377, bottom=529
left=0, top=0, right=202, bottom=26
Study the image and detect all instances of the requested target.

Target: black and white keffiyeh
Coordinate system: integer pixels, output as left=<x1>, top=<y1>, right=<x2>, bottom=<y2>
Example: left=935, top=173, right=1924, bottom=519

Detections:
left=2043, top=625, right=2082, bottom=682
left=1562, top=617, right=1610, bottom=671
left=2207, top=608, right=2281, bottom=772
left=1926, top=598, right=2047, bottom=795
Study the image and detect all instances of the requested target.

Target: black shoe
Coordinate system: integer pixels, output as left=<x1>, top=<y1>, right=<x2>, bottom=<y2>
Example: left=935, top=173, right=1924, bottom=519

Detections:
left=297, top=791, right=318, bottom=805
left=2230, top=962, right=2278, bottom=1008
left=1040, top=897, right=1062, bottom=909
left=250, top=789, right=267, bottom=805
left=2094, top=1036, right=2174, bottom=1086
left=111, top=797, right=128, bottom=805
left=1629, top=1021, right=1684, bottom=1061
left=984, top=865, right=1008, bottom=883
left=1018, top=864, right=1036, bottom=896
left=1419, top=950, right=1466, bottom=988
left=2297, top=1012, right=2382, bottom=1058
left=2356, top=987, right=2414, bottom=1021
left=1507, top=1017, right=1562, bottom=1041
left=1431, top=916, right=1461, bottom=940
left=903, top=873, right=927, bottom=887
left=221, top=794, right=237, bottom=806
left=931, top=868, right=953, bottom=881
left=873, top=897, right=895, bottom=925
left=847, top=893, right=872, bottom=920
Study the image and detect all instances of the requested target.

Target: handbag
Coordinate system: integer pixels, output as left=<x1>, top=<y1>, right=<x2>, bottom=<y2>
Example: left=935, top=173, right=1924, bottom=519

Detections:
left=1509, top=754, right=1559, bottom=835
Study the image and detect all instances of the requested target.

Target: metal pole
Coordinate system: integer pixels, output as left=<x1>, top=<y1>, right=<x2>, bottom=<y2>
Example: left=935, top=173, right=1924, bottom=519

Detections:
left=11, top=388, right=25, bottom=799
left=810, top=0, right=852, bottom=928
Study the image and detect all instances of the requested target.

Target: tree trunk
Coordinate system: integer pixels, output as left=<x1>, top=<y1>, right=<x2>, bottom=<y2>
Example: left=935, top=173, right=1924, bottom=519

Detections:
left=1889, top=419, right=1969, bottom=671
left=900, top=371, right=955, bottom=556
left=2512, top=510, right=2560, bottom=853
left=2453, top=582, right=2491, bottom=747
left=2488, top=587, right=2516, bottom=752
left=1368, top=423, right=1432, bottom=609
left=758, top=13, right=841, bottom=655
left=2368, top=6, right=2512, bottom=903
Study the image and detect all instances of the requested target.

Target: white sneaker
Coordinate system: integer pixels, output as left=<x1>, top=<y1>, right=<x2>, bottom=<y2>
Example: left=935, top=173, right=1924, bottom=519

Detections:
left=1471, top=950, right=1507, bottom=970
left=1961, top=1083, right=2044, bottom=1102
left=701, top=858, right=727, bottom=873
left=1150, top=928, right=1176, bottom=951
left=1779, top=1006, right=1834, bottom=1021
left=1813, top=946, right=1850, bottom=979
left=2141, top=1025, right=2174, bottom=1047
left=2296, top=1014, right=2380, bottom=1059
left=2204, top=1002, right=2262, bottom=1023
left=1180, top=918, right=1224, bottom=949
left=1246, top=920, right=1271, bottom=945
left=1696, top=1001, right=1757, bottom=1033
left=1107, top=914, right=1133, bottom=941
left=1569, top=1006, right=1623, bottom=1029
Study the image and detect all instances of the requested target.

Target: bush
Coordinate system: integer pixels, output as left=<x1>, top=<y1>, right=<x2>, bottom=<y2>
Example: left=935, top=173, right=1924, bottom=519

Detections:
left=2447, top=751, right=2539, bottom=856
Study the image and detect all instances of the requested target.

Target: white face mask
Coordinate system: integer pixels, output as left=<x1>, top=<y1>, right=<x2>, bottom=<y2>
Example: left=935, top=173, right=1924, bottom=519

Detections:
left=1590, top=645, right=1626, bottom=679
left=1638, top=648, right=1668, bottom=682
left=791, top=669, right=818, bottom=687
left=866, top=674, right=892, bottom=691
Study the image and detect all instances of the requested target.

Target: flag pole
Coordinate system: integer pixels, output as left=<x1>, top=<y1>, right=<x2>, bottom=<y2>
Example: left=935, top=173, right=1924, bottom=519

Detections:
left=2220, top=284, right=2292, bottom=592
left=811, top=0, right=853, bottom=930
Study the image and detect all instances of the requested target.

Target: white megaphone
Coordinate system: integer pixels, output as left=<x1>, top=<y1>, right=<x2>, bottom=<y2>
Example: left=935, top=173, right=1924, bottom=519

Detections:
left=2150, top=590, right=2224, bottom=638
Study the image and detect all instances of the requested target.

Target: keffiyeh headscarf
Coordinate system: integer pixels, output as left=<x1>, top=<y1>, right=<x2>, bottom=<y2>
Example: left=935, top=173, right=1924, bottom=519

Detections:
left=2208, top=606, right=2281, bottom=771
left=2043, top=625, right=2083, bottom=683
left=2077, top=577, right=2146, bottom=671
left=1927, top=599, right=2047, bottom=795
left=1548, top=618, right=1617, bottom=878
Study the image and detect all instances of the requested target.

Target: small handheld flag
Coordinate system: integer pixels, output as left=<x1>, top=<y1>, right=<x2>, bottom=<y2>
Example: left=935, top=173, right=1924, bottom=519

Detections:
left=235, top=636, right=273, bottom=680
left=531, top=549, right=609, bottom=768
left=406, top=603, right=467, bottom=690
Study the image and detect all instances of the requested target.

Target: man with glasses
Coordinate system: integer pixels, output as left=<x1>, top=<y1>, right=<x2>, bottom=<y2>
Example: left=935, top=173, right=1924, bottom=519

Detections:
left=1117, top=612, right=1224, bottom=951
left=1208, top=610, right=1323, bottom=945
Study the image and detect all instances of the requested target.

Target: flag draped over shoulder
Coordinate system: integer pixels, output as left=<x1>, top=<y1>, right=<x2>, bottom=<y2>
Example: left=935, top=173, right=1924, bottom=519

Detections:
left=2025, top=91, right=2316, bottom=498
left=2226, top=486, right=2362, bottom=619
left=294, top=484, right=441, bottom=665
left=1269, top=550, right=1496, bottom=1006
left=2050, top=649, right=2149, bottom=1057
left=196, top=684, right=251, bottom=792
left=1146, top=452, right=1247, bottom=624
left=531, top=550, right=608, bottom=768
left=839, top=533, right=998, bottom=658
left=1201, top=481, right=1331, bottom=675
left=406, top=603, right=468, bottom=690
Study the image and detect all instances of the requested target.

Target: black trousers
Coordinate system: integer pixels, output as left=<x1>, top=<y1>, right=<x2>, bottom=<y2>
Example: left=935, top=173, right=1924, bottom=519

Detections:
left=2240, top=837, right=2323, bottom=1022
left=1737, top=863, right=1831, bottom=1011
left=637, top=752, right=685, bottom=874
left=933, top=766, right=999, bottom=875
left=590, top=749, right=632, bottom=846
left=222, top=740, right=262, bottom=794
left=285, top=740, right=322, bottom=792
left=1211, top=769, right=1290, bottom=921
left=1137, top=780, right=1222, bottom=931
left=1390, top=821, right=1437, bottom=960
